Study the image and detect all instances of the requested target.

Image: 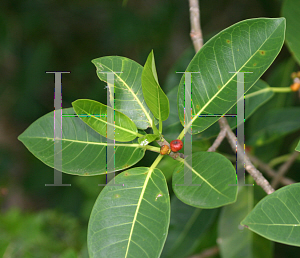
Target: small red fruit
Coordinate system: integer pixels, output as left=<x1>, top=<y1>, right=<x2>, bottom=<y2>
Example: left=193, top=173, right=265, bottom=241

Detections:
left=160, top=145, right=170, bottom=155
left=170, top=139, right=183, bottom=152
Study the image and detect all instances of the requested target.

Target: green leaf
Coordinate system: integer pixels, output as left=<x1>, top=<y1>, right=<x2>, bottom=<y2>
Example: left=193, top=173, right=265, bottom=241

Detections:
left=246, top=58, right=296, bottom=151
left=163, top=86, right=183, bottom=142
left=218, top=183, right=273, bottom=258
left=195, top=79, right=274, bottom=141
left=18, top=108, right=145, bottom=175
left=156, top=156, right=178, bottom=181
left=247, top=107, right=300, bottom=146
left=242, top=79, right=274, bottom=119
left=72, top=99, right=140, bottom=142
left=159, top=118, right=163, bottom=134
left=152, top=116, right=160, bottom=136
left=282, top=0, right=300, bottom=65
left=241, top=183, right=300, bottom=247
left=138, top=134, right=158, bottom=146
left=88, top=167, right=170, bottom=258
left=172, top=152, right=237, bottom=208
left=142, top=50, right=169, bottom=121
left=178, top=18, right=285, bottom=135
left=92, top=56, right=155, bottom=129
left=161, top=196, right=217, bottom=258
left=296, top=140, right=300, bottom=152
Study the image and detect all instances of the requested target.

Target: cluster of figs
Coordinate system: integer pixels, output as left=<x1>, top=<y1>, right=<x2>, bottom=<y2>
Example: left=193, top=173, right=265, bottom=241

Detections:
left=160, top=139, right=183, bottom=155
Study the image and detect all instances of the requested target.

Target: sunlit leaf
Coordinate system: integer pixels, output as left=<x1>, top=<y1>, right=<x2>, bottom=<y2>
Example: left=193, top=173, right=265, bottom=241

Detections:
left=178, top=18, right=285, bottom=135
left=296, top=140, right=300, bottom=152
left=142, top=50, right=169, bottom=121
left=88, top=167, right=170, bottom=257
left=72, top=99, right=140, bottom=142
left=172, top=152, right=237, bottom=208
left=92, top=56, right=156, bottom=129
left=18, top=108, right=145, bottom=175
left=138, top=134, right=159, bottom=146
left=195, top=79, right=274, bottom=141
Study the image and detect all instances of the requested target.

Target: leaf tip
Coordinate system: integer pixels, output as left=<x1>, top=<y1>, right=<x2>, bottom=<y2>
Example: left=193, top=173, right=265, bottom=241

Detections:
left=71, top=100, right=77, bottom=107
left=17, top=133, right=23, bottom=142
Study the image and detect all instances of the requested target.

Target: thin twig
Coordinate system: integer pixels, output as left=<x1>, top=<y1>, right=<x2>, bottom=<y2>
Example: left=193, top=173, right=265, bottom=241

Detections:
left=207, top=127, right=226, bottom=152
left=190, top=0, right=227, bottom=153
left=189, top=0, right=203, bottom=52
left=271, top=151, right=299, bottom=189
left=188, top=1, right=274, bottom=195
left=248, top=154, right=296, bottom=186
left=188, top=246, right=219, bottom=258
left=218, top=117, right=275, bottom=194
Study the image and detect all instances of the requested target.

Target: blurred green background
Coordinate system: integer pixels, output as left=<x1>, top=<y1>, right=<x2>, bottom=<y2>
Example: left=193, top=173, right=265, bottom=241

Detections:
left=1, top=0, right=300, bottom=257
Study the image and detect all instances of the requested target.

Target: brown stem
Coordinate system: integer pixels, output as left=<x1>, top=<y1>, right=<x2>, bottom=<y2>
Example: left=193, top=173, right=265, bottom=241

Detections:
left=207, top=127, right=226, bottom=152
left=218, top=117, right=275, bottom=194
left=188, top=246, right=219, bottom=258
left=248, top=154, right=296, bottom=186
left=189, top=0, right=203, bottom=52
left=187, top=0, right=274, bottom=195
left=271, top=151, right=299, bottom=189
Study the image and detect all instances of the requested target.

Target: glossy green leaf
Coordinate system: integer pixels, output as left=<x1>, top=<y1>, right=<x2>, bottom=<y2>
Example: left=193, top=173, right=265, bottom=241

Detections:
left=247, top=107, right=300, bottom=146
left=138, top=134, right=158, bottom=146
left=142, top=50, right=169, bottom=121
left=164, top=79, right=273, bottom=142
left=296, top=140, right=300, bottom=152
left=72, top=99, right=140, bottom=142
left=152, top=116, right=160, bottom=136
left=163, top=86, right=183, bottom=142
left=246, top=58, right=296, bottom=153
left=172, top=152, right=237, bottom=208
left=156, top=156, right=178, bottom=181
left=196, top=79, right=274, bottom=141
left=241, top=79, right=274, bottom=119
left=241, top=183, right=300, bottom=247
left=178, top=18, right=285, bottom=135
left=92, top=56, right=155, bottom=129
left=88, top=167, right=170, bottom=258
left=161, top=196, right=217, bottom=258
left=282, top=0, right=300, bottom=65
left=18, top=108, right=145, bottom=175
left=218, top=184, right=273, bottom=258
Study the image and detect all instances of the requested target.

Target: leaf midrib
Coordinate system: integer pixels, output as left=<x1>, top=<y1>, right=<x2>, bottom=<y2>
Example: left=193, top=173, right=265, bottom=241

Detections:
left=89, top=113, right=138, bottom=136
left=125, top=168, right=154, bottom=257
left=75, top=103, right=139, bottom=137
left=181, top=160, right=229, bottom=198
left=20, top=136, right=142, bottom=147
left=99, top=62, right=153, bottom=126
left=184, top=20, right=283, bottom=133
left=246, top=223, right=300, bottom=226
